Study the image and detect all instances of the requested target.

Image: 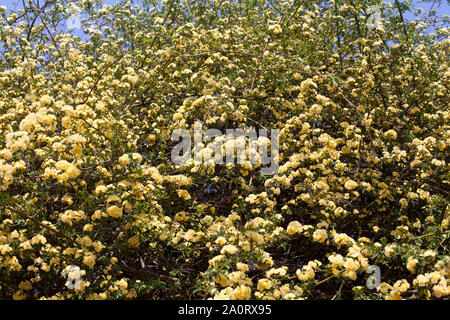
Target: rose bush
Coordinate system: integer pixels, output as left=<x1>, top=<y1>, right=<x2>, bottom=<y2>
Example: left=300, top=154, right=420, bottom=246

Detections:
left=0, top=0, right=448, bottom=299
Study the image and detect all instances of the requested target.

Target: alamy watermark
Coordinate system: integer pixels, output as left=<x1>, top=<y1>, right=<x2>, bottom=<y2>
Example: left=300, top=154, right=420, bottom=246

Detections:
left=366, top=265, right=381, bottom=290
left=171, top=122, right=279, bottom=175
left=63, top=265, right=82, bottom=290
left=367, top=5, right=384, bottom=30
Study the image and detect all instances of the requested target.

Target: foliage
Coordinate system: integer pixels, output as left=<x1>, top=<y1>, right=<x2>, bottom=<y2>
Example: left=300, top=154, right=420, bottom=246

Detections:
left=0, top=0, right=448, bottom=300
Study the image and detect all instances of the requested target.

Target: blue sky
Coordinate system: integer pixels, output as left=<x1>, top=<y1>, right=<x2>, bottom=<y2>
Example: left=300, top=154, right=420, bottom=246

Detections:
left=1, top=0, right=449, bottom=28
left=2, top=0, right=124, bottom=10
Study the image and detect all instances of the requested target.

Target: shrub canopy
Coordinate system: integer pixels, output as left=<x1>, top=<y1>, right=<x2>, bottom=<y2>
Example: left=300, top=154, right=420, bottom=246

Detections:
left=0, top=0, right=448, bottom=300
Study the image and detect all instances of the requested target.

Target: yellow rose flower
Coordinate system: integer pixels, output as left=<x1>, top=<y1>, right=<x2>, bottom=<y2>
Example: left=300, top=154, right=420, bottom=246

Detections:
left=312, top=229, right=328, bottom=243
left=106, top=205, right=123, bottom=218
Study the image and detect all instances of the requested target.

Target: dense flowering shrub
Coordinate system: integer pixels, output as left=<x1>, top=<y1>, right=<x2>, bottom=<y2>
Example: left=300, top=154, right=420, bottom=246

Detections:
left=0, top=0, right=448, bottom=300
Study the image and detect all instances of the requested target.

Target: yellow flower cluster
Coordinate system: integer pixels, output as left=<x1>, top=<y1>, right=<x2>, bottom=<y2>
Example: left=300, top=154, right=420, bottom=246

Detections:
left=0, top=0, right=448, bottom=301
